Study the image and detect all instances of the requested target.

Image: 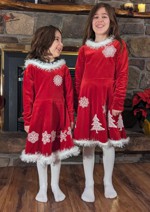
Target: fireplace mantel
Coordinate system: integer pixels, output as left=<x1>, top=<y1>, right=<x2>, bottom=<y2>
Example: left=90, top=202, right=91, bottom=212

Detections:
left=0, top=0, right=150, bottom=18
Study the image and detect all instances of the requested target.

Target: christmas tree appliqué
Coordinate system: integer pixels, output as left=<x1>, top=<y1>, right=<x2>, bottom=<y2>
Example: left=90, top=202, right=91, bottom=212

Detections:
left=91, top=114, right=105, bottom=134
left=108, top=111, right=117, bottom=128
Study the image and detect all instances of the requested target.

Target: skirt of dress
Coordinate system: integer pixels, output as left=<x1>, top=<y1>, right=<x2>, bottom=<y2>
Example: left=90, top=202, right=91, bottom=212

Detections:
left=21, top=99, right=80, bottom=165
left=73, top=79, right=129, bottom=148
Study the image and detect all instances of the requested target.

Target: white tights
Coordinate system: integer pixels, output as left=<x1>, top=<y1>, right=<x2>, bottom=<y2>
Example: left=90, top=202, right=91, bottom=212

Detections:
left=103, top=146, right=117, bottom=199
left=81, top=146, right=117, bottom=202
left=35, top=160, right=65, bottom=203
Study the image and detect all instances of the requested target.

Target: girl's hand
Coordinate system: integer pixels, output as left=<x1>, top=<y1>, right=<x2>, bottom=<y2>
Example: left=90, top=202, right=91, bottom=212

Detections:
left=112, top=109, right=122, bottom=116
left=71, top=122, right=74, bottom=130
left=24, top=125, right=29, bottom=133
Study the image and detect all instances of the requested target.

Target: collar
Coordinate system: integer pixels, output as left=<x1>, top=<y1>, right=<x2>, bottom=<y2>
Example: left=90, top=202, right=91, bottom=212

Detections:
left=86, top=36, right=114, bottom=49
left=24, top=59, right=66, bottom=71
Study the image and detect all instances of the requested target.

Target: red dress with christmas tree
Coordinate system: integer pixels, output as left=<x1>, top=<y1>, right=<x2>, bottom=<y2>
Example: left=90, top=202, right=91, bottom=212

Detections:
left=21, top=59, right=79, bottom=164
left=74, top=37, right=129, bottom=148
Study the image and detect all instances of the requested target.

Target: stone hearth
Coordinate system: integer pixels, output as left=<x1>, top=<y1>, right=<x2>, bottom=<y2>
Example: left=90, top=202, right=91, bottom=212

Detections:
left=0, top=131, right=150, bottom=167
left=0, top=0, right=150, bottom=166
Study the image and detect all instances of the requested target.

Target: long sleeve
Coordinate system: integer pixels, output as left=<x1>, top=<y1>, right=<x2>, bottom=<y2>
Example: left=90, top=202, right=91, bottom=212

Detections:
left=64, top=66, right=74, bottom=122
left=111, top=41, right=129, bottom=111
left=74, top=46, right=85, bottom=111
left=22, top=66, right=35, bottom=126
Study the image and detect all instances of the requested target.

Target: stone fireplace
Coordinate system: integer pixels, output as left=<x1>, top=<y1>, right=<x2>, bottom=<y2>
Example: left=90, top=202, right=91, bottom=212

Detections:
left=0, top=0, right=150, bottom=132
left=0, top=1, right=150, bottom=167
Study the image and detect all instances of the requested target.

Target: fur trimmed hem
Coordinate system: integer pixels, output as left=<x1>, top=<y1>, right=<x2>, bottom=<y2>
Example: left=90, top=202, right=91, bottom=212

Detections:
left=109, top=137, right=130, bottom=148
left=20, top=146, right=80, bottom=165
left=74, top=139, right=110, bottom=148
left=74, top=137, right=130, bottom=149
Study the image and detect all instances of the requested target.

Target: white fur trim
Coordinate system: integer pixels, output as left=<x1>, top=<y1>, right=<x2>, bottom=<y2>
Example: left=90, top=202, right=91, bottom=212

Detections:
left=109, top=137, right=130, bottom=148
left=86, top=36, right=114, bottom=49
left=20, top=150, right=39, bottom=163
left=74, top=137, right=130, bottom=148
left=59, top=146, right=80, bottom=160
left=20, top=146, right=80, bottom=165
left=25, top=59, right=66, bottom=71
left=74, top=139, right=110, bottom=148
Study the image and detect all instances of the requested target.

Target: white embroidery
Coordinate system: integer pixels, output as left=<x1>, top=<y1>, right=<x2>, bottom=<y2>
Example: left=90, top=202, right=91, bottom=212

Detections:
left=102, top=45, right=116, bottom=58
left=79, top=96, right=89, bottom=108
left=51, top=130, right=56, bottom=142
left=60, top=130, right=67, bottom=142
left=28, top=131, right=39, bottom=143
left=108, top=111, right=117, bottom=128
left=91, top=114, right=105, bottom=133
left=117, top=114, right=124, bottom=131
left=53, top=75, right=63, bottom=86
left=42, top=131, right=51, bottom=144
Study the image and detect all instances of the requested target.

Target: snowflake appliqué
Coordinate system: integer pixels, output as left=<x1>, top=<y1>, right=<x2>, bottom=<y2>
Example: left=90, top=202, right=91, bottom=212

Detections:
left=79, top=96, right=89, bottom=108
left=28, top=131, right=39, bottom=143
left=42, top=131, right=51, bottom=144
left=102, top=45, right=116, bottom=58
left=53, top=75, right=63, bottom=86
left=60, top=130, right=67, bottom=142
left=51, top=130, right=56, bottom=142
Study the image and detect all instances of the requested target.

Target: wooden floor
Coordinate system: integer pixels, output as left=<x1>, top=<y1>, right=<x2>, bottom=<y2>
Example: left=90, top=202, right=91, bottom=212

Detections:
left=0, top=163, right=150, bottom=212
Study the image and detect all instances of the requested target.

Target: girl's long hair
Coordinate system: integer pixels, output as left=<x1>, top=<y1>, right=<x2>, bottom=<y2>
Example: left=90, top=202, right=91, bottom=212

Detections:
left=27, top=25, right=61, bottom=61
left=82, top=3, right=122, bottom=46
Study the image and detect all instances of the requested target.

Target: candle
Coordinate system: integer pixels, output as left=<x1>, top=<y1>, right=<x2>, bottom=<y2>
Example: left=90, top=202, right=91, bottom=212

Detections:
left=35, top=0, right=38, bottom=4
left=138, top=4, right=146, bottom=12
left=124, top=3, right=134, bottom=8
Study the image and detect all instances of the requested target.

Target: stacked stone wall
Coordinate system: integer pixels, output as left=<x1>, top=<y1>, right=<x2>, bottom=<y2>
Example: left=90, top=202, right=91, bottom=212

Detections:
left=0, top=0, right=150, bottom=106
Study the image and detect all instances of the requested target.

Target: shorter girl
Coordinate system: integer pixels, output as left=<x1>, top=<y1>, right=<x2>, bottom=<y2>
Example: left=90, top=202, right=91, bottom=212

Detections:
left=21, top=25, right=79, bottom=202
left=74, top=3, right=129, bottom=202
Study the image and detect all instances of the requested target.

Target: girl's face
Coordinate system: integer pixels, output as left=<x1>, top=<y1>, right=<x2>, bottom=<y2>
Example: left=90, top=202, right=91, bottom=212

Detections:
left=92, top=7, right=110, bottom=41
left=48, top=30, right=63, bottom=61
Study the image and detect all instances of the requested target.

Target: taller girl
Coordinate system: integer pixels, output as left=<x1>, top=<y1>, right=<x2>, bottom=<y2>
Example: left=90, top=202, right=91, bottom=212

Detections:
left=74, top=3, right=129, bottom=202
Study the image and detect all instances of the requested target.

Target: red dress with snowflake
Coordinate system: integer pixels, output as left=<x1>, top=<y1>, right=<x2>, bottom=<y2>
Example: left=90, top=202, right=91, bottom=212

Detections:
left=21, top=59, right=79, bottom=164
left=74, top=37, right=129, bottom=148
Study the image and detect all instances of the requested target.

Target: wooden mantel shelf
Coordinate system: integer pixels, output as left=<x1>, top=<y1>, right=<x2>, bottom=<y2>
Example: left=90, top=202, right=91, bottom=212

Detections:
left=1, top=0, right=92, bottom=13
left=0, top=0, right=150, bottom=18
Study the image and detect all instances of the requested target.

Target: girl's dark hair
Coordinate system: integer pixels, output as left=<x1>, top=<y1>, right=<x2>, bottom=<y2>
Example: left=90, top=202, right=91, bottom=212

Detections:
left=27, top=25, right=62, bottom=61
left=83, top=3, right=122, bottom=46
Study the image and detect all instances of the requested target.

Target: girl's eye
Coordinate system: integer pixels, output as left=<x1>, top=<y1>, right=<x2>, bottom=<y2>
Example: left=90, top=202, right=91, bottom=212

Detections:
left=93, top=16, right=99, bottom=19
left=102, top=16, right=108, bottom=18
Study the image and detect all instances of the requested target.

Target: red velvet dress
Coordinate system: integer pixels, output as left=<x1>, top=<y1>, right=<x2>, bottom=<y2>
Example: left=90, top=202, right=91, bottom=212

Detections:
left=74, top=37, right=129, bottom=148
left=21, top=59, right=79, bottom=164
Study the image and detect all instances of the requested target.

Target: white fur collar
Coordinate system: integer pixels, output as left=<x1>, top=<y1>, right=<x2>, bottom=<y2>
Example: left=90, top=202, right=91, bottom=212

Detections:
left=25, top=59, right=66, bottom=71
left=86, top=36, right=114, bottom=49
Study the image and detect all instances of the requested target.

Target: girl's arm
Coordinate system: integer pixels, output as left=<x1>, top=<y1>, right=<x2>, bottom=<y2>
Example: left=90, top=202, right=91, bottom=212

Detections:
left=74, top=46, right=85, bottom=110
left=22, top=65, right=35, bottom=128
left=64, top=66, right=74, bottom=126
left=112, top=41, right=129, bottom=112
